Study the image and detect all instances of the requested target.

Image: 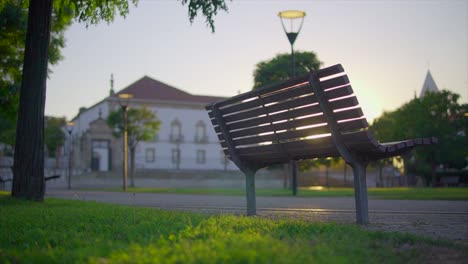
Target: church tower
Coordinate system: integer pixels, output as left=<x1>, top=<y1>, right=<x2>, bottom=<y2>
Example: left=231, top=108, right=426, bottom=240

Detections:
left=109, top=73, right=115, bottom=96
left=419, top=70, right=439, bottom=97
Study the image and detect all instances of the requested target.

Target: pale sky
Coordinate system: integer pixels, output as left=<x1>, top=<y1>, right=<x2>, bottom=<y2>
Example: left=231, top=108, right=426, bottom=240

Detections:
left=46, top=0, right=468, bottom=122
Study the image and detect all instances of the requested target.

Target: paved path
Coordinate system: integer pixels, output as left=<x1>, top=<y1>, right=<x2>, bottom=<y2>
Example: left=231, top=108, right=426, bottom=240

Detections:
left=46, top=189, right=468, bottom=243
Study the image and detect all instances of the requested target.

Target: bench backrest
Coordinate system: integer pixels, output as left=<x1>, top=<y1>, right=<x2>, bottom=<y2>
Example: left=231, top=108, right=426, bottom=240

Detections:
left=206, top=64, right=371, bottom=171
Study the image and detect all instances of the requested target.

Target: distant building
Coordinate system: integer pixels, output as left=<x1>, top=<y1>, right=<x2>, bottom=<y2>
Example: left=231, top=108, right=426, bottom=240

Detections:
left=68, top=76, right=236, bottom=173
left=419, top=70, right=439, bottom=97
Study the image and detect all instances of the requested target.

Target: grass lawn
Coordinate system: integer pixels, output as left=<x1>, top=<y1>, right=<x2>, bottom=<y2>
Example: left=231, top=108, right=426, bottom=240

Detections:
left=1, top=192, right=466, bottom=263
left=92, top=187, right=468, bottom=200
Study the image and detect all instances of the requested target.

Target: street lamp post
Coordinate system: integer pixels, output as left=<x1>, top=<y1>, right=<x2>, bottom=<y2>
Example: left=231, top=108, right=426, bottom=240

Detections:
left=66, top=122, right=75, bottom=190
left=118, top=93, right=133, bottom=191
left=279, top=10, right=306, bottom=196
left=278, top=10, right=306, bottom=77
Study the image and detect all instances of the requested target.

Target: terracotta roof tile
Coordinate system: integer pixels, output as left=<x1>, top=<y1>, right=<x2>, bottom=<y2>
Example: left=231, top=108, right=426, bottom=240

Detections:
left=116, top=76, right=225, bottom=104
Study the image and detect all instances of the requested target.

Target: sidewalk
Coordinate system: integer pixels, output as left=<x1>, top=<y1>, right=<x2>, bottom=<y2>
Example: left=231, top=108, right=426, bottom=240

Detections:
left=46, top=189, right=468, bottom=243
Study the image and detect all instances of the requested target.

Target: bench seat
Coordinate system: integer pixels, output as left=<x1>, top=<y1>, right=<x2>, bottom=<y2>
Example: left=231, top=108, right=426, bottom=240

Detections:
left=206, top=64, right=437, bottom=224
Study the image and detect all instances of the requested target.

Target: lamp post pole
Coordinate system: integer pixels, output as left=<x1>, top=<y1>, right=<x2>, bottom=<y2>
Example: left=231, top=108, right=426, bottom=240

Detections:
left=279, top=10, right=306, bottom=196
left=66, top=122, right=75, bottom=190
left=118, top=93, right=133, bottom=192
left=123, top=105, right=128, bottom=191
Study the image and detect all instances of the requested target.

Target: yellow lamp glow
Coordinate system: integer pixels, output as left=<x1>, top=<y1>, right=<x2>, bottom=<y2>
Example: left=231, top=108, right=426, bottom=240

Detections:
left=278, top=10, right=306, bottom=19
left=118, top=93, right=133, bottom=100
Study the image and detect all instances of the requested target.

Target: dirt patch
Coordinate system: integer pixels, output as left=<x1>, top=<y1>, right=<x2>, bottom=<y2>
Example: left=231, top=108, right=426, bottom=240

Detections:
left=397, top=243, right=468, bottom=264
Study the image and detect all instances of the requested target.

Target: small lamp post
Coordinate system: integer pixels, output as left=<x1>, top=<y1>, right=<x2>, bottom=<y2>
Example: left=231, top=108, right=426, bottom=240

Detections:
left=279, top=10, right=306, bottom=196
left=278, top=10, right=306, bottom=77
left=118, top=93, right=133, bottom=191
left=66, top=121, right=75, bottom=190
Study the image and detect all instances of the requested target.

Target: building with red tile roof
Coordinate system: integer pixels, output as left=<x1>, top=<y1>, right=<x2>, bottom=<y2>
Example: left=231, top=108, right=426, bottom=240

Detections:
left=67, top=76, right=235, bottom=174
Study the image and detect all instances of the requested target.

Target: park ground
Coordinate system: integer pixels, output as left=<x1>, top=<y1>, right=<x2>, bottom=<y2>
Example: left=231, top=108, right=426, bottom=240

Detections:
left=1, top=173, right=467, bottom=263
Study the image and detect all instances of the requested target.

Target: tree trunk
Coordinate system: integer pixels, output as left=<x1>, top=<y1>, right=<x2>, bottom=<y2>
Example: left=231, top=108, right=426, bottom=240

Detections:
left=130, top=147, right=136, bottom=188
left=431, top=163, right=437, bottom=187
left=12, top=0, right=53, bottom=201
left=282, top=164, right=289, bottom=189
left=378, top=164, right=383, bottom=187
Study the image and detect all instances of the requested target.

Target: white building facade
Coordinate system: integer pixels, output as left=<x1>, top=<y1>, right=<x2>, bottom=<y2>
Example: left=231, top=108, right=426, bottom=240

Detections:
left=68, top=76, right=236, bottom=172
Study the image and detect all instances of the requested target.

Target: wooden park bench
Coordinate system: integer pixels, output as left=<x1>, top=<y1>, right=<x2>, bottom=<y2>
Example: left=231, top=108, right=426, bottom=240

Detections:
left=0, top=166, right=13, bottom=190
left=205, top=64, right=437, bottom=224
left=0, top=165, right=60, bottom=190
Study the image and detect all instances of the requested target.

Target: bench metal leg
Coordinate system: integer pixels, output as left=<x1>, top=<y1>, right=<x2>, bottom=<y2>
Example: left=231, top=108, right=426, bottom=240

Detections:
left=245, top=170, right=256, bottom=216
left=352, top=162, right=369, bottom=225
left=291, top=160, right=298, bottom=196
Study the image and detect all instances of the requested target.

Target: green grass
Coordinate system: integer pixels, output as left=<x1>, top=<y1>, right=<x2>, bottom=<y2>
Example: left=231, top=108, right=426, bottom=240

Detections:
left=1, top=193, right=466, bottom=263
left=367, top=187, right=468, bottom=200
left=89, top=186, right=468, bottom=200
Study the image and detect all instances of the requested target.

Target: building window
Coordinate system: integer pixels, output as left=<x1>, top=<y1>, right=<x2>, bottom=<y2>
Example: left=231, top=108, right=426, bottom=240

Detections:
left=196, top=150, right=206, bottom=164
left=172, top=148, right=181, bottom=164
left=146, top=148, right=155, bottom=163
left=170, top=119, right=183, bottom=142
left=195, top=121, right=207, bottom=143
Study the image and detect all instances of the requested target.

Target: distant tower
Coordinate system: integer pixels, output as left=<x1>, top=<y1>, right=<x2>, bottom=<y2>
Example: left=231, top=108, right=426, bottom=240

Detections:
left=419, top=70, right=439, bottom=97
left=110, top=73, right=115, bottom=96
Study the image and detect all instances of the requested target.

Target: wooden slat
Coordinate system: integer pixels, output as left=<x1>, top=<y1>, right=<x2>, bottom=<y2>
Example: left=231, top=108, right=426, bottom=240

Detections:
left=333, top=108, right=364, bottom=121
left=250, top=147, right=340, bottom=164
left=342, top=130, right=377, bottom=144
left=274, top=116, right=328, bottom=131
left=219, top=98, right=262, bottom=116
left=229, top=115, right=328, bottom=139
left=233, top=125, right=330, bottom=146
left=325, top=85, right=354, bottom=100
left=320, top=75, right=349, bottom=90
left=317, top=64, right=344, bottom=79
left=224, top=94, right=318, bottom=123
left=219, top=83, right=312, bottom=116
left=212, top=74, right=311, bottom=109
left=206, top=64, right=343, bottom=111
left=220, top=141, right=227, bottom=148
left=215, top=132, right=225, bottom=142
left=230, top=124, right=274, bottom=139
left=330, top=96, right=359, bottom=110
left=341, top=130, right=380, bottom=153
left=237, top=136, right=337, bottom=159
left=337, top=118, right=369, bottom=132
left=260, top=83, right=312, bottom=105
left=225, top=105, right=323, bottom=131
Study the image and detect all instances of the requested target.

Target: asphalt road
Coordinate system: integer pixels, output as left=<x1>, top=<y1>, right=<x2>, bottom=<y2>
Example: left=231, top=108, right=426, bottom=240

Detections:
left=46, top=189, right=468, bottom=243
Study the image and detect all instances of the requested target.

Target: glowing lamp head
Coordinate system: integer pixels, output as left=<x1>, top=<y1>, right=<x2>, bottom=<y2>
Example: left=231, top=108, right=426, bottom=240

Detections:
left=278, top=10, right=306, bottom=46
left=278, top=10, right=306, bottom=19
left=118, top=93, right=133, bottom=107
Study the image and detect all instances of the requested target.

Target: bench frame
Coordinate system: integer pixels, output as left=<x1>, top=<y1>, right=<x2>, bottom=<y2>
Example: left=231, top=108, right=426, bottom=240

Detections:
left=206, top=64, right=436, bottom=224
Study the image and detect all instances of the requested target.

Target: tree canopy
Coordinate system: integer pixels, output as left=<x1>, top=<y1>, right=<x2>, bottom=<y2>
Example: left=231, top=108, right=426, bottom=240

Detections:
left=371, top=90, right=467, bottom=185
left=9, top=0, right=228, bottom=200
left=0, top=1, right=73, bottom=120
left=107, top=106, right=161, bottom=148
left=252, top=51, right=322, bottom=90
left=44, top=116, right=66, bottom=158
left=107, top=106, right=160, bottom=187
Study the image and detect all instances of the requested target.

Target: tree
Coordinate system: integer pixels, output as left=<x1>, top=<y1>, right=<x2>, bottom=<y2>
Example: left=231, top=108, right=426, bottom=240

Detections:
left=9, top=0, right=228, bottom=200
left=0, top=114, right=16, bottom=156
left=297, top=157, right=341, bottom=188
left=0, top=1, right=72, bottom=121
left=253, top=51, right=322, bottom=89
left=252, top=51, right=322, bottom=192
left=107, top=106, right=160, bottom=188
left=371, top=90, right=467, bottom=186
left=44, top=116, right=66, bottom=158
